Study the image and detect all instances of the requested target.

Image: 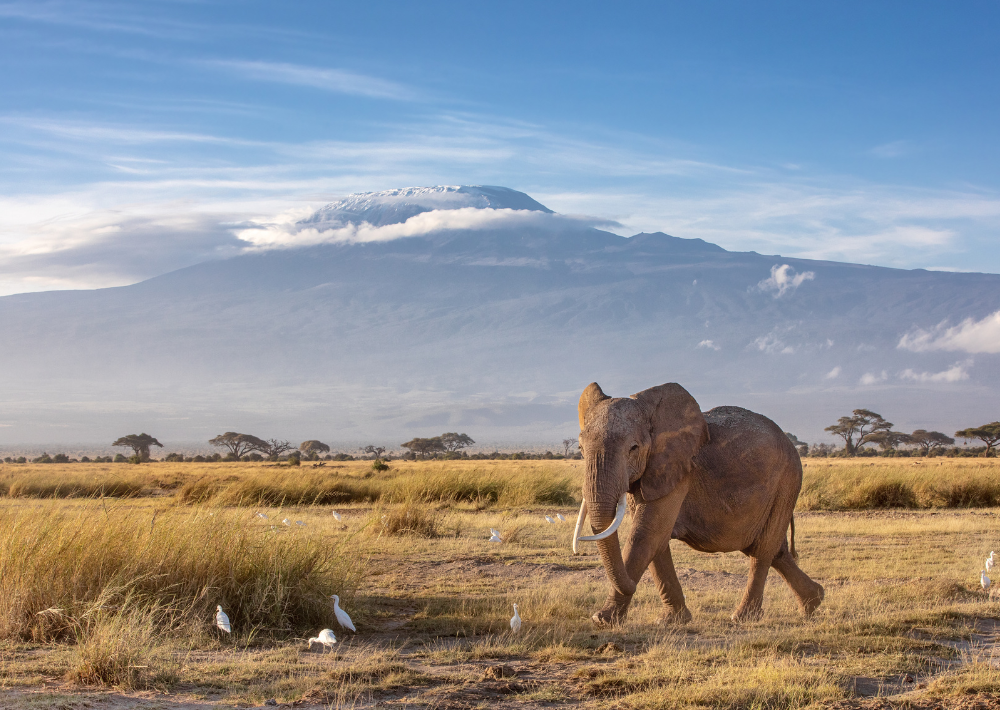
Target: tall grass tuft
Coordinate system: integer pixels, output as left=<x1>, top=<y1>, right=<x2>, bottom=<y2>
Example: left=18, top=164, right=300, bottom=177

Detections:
left=368, top=502, right=442, bottom=538
left=0, top=504, right=362, bottom=641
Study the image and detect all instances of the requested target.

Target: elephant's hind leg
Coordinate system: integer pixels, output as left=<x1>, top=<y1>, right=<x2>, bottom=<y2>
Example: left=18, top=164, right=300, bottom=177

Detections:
left=732, top=553, right=771, bottom=622
left=771, top=543, right=824, bottom=616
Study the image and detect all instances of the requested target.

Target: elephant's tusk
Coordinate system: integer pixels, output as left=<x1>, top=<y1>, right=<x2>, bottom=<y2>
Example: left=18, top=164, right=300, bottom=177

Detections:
left=576, top=493, right=627, bottom=544
left=571, top=500, right=588, bottom=554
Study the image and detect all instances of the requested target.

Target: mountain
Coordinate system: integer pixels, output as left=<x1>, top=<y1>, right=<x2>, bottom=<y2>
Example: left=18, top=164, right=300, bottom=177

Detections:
left=0, top=186, right=998, bottom=449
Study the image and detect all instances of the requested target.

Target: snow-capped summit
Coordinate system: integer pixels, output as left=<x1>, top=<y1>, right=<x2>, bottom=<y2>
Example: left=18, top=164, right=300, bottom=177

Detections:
left=302, top=185, right=552, bottom=228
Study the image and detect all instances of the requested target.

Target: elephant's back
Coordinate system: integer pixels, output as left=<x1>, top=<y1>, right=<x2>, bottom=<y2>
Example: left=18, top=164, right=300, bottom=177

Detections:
left=675, top=405, right=802, bottom=552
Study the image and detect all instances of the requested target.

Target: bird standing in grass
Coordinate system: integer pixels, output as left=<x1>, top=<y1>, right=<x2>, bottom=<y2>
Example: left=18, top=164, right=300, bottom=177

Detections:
left=308, top=629, right=337, bottom=650
left=556, top=513, right=566, bottom=522
left=987, top=551, right=995, bottom=572
left=257, top=512, right=268, bottom=520
left=295, top=521, right=306, bottom=527
left=544, top=515, right=555, bottom=524
left=282, top=518, right=291, bottom=526
left=490, top=528, right=500, bottom=537
left=215, top=605, right=231, bottom=633
left=331, top=595, right=356, bottom=632
left=510, top=604, right=521, bottom=634
left=489, top=532, right=502, bottom=542
left=332, top=511, right=342, bottom=521
left=982, top=570, right=992, bottom=592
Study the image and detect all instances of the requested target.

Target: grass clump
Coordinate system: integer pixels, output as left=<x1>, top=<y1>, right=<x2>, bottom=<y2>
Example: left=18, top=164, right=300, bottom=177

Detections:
left=2, top=471, right=146, bottom=499
left=0, top=504, right=362, bottom=642
left=368, top=502, right=442, bottom=538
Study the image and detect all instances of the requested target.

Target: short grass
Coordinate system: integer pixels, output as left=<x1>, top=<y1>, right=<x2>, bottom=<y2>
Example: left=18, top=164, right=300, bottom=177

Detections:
left=0, top=459, right=999, bottom=708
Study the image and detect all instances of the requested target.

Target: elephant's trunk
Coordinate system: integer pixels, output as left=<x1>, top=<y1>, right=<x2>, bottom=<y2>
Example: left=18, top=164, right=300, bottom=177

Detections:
left=582, top=452, right=636, bottom=597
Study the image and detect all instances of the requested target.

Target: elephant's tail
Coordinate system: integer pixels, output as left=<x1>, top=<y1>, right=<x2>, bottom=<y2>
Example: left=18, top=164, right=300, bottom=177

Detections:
left=789, top=515, right=798, bottom=560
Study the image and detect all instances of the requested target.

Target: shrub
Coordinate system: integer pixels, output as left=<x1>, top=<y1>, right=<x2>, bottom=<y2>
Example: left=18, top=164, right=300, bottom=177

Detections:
left=15, top=457, right=26, bottom=464
left=372, top=460, right=390, bottom=473
left=164, top=453, right=184, bottom=462
left=369, top=502, right=441, bottom=538
left=32, top=454, right=53, bottom=464
left=80, top=456, right=91, bottom=463
left=191, top=455, right=206, bottom=462
left=113, top=454, right=127, bottom=463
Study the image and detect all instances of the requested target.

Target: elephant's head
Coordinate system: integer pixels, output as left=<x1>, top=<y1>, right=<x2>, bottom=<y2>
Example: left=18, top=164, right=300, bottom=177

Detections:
left=573, top=382, right=709, bottom=596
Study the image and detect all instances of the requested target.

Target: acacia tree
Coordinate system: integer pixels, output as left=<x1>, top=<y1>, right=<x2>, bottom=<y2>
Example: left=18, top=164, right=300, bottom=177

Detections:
left=300, top=440, right=331, bottom=457
left=562, top=438, right=577, bottom=457
left=440, top=433, right=475, bottom=452
left=908, top=430, right=955, bottom=456
left=209, top=432, right=267, bottom=459
left=363, top=445, right=386, bottom=460
left=866, top=430, right=912, bottom=453
left=262, top=439, right=294, bottom=458
left=956, top=422, right=1000, bottom=457
left=401, top=437, right=446, bottom=459
left=824, top=409, right=893, bottom=455
left=112, top=433, right=163, bottom=461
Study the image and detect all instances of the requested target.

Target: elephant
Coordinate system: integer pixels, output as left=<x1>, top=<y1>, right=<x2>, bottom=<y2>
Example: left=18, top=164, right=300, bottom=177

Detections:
left=572, top=381, right=824, bottom=625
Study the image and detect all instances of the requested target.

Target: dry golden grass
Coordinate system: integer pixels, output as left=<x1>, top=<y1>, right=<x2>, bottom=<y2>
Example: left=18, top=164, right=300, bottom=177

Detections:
left=0, top=459, right=999, bottom=708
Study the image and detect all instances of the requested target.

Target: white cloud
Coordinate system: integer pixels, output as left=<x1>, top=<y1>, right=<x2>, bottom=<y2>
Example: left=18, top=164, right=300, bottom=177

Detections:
left=899, top=360, right=972, bottom=383
left=756, top=264, right=815, bottom=297
left=750, top=329, right=796, bottom=354
left=234, top=207, right=607, bottom=250
left=859, top=371, right=887, bottom=385
left=898, top=311, right=1000, bottom=354
left=825, top=366, right=841, bottom=379
left=697, top=340, right=720, bottom=351
left=207, top=60, right=416, bottom=101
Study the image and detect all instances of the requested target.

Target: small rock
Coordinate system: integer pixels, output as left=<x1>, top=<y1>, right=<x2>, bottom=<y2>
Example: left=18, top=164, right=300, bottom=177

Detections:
left=903, top=674, right=914, bottom=683
left=483, top=665, right=516, bottom=679
left=265, top=700, right=278, bottom=707
left=597, top=641, right=623, bottom=654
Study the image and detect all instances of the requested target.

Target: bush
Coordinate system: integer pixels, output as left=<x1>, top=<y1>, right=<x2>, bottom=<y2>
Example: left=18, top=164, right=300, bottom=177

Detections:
left=80, top=456, right=91, bottom=463
left=15, top=457, right=26, bottom=464
left=32, top=454, right=53, bottom=464
left=191, top=455, right=206, bottom=462
left=372, top=460, right=390, bottom=473
left=113, top=454, right=127, bottom=463
left=164, top=453, right=184, bottom=462
left=53, top=454, right=70, bottom=463
left=369, top=502, right=441, bottom=538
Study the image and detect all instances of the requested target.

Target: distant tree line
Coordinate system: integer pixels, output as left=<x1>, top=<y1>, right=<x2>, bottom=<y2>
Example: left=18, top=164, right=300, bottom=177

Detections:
left=783, top=409, right=1000, bottom=458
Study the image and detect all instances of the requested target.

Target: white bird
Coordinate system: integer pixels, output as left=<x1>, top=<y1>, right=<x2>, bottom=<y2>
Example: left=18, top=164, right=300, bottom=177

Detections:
left=489, top=532, right=502, bottom=542
left=331, top=595, right=356, bottom=632
left=257, top=512, right=268, bottom=520
left=215, top=605, right=231, bottom=633
left=282, top=518, right=291, bottom=526
left=544, top=515, right=555, bottom=524
left=308, top=628, right=337, bottom=650
left=490, top=528, right=501, bottom=537
left=332, top=511, right=342, bottom=521
left=510, top=603, right=522, bottom=634
left=982, top=570, right=992, bottom=592
left=556, top=513, right=566, bottom=522
left=987, top=551, right=995, bottom=572
left=295, top=521, right=306, bottom=527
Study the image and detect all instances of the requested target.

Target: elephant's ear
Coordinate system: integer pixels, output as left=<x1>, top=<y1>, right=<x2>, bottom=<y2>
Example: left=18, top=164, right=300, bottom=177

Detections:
left=578, top=382, right=610, bottom=429
left=632, top=383, right=709, bottom=501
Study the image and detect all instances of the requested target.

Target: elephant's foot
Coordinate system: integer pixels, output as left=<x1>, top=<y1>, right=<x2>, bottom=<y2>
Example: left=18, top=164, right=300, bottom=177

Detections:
left=591, top=600, right=631, bottom=627
left=730, top=601, right=764, bottom=623
left=799, top=583, right=825, bottom=617
left=656, top=606, right=692, bottom=625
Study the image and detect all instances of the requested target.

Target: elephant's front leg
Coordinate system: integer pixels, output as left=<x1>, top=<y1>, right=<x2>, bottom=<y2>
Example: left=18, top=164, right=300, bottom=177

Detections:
left=592, top=482, right=688, bottom=626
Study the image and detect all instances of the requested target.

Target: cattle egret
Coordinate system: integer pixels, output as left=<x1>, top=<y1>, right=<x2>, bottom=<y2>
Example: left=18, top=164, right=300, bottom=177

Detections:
left=331, top=595, right=356, bottom=632
left=489, top=532, right=502, bottom=542
left=982, top=570, right=992, bottom=592
left=987, top=551, right=996, bottom=572
left=295, top=521, right=306, bottom=527
left=257, top=513, right=268, bottom=520
left=490, top=528, right=500, bottom=537
left=308, top=628, right=337, bottom=650
left=510, top=604, right=522, bottom=634
left=544, top=515, right=555, bottom=524
left=556, top=513, right=566, bottom=522
left=215, top=605, right=231, bottom=633
left=332, top=511, right=342, bottom=521
left=282, top=518, right=291, bottom=526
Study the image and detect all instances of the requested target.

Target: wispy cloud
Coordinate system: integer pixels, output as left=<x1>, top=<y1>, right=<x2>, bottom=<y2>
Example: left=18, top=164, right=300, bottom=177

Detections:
left=899, top=360, right=972, bottom=383
left=756, top=263, right=815, bottom=297
left=697, top=339, right=720, bottom=351
left=824, top=366, right=841, bottom=379
left=207, top=60, right=416, bottom=101
left=897, top=310, right=1000, bottom=354
left=859, top=370, right=887, bottom=385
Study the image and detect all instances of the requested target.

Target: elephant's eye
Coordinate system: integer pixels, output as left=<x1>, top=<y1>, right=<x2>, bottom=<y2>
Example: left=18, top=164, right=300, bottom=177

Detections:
left=629, top=444, right=639, bottom=453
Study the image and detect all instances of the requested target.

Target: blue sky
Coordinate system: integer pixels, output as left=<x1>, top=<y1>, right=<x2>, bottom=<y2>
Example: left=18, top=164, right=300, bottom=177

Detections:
left=1, top=0, right=999, bottom=294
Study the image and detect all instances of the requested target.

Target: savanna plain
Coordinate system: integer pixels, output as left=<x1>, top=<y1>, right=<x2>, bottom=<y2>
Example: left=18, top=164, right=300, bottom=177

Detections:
left=2, top=458, right=1000, bottom=709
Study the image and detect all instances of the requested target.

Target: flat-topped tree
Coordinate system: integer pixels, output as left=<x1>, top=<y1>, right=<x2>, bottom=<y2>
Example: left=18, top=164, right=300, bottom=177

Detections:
left=956, top=423, right=1000, bottom=457
left=440, top=433, right=474, bottom=452
left=401, top=437, right=446, bottom=459
left=112, top=433, right=163, bottom=462
left=865, top=430, right=913, bottom=453
left=825, top=409, right=893, bottom=455
left=209, top=432, right=267, bottom=459
left=908, top=430, right=955, bottom=456
left=300, top=440, right=330, bottom=457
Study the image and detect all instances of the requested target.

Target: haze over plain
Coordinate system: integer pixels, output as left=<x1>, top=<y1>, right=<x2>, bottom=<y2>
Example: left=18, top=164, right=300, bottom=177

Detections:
left=0, top=2, right=998, bottom=447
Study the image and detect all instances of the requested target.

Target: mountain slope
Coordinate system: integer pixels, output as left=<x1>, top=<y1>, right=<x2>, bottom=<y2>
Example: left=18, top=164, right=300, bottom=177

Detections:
left=0, top=186, right=997, bottom=446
